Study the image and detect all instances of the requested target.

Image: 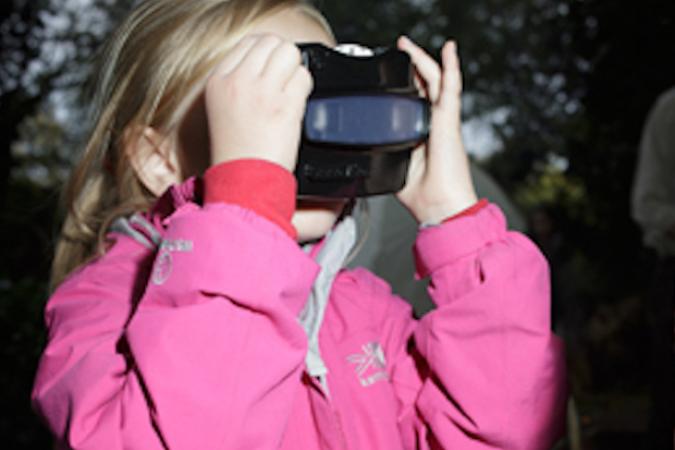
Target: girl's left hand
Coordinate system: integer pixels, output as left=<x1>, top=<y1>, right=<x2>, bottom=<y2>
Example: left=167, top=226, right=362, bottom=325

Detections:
left=396, top=36, right=478, bottom=224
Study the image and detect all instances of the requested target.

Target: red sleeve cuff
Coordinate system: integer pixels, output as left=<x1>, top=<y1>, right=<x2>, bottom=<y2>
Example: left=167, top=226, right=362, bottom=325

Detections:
left=203, top=159, right=297, bottom=239
left=441, top=198, right=489, bottom=223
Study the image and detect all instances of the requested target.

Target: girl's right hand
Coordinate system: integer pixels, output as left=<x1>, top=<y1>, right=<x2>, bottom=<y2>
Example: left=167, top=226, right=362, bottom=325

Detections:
left=205, top=34, right=313, bottom=172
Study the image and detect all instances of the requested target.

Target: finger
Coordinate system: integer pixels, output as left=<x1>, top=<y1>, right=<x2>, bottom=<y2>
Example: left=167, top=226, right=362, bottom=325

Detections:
left=284, top=65, right=313, bottom=100
left=408, top=143, right=426, bottom=178
left=397, top=35, right=442, bottom=102
left=397, top=142, right=426, bottom=198
left=262, top=40, right=303, bottom=85
left=411, top=70, right=428, bottom=98
left=212, top=35, right=260, bottom=78
left=236, top=34, right=284, bottom=77
left=438, top=40, right=463, bottom=111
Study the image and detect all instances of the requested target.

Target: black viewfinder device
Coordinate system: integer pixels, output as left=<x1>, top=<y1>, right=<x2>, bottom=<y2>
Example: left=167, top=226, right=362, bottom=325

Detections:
left=297, top=43, right=430, bottom=198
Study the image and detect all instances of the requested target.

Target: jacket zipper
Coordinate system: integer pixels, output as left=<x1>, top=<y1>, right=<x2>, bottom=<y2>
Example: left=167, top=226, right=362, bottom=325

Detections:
left=311, top=373, right=349, bottom=450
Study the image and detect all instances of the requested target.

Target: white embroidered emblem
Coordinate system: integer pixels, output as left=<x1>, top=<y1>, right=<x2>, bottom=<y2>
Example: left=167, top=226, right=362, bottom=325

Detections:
left=346, top=342, right=388, bottom=387
left=151, top=239, right=193, bottom=285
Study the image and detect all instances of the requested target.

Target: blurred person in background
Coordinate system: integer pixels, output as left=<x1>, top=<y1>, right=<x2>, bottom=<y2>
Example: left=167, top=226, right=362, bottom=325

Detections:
left=631, top=86, right=675, bottom=450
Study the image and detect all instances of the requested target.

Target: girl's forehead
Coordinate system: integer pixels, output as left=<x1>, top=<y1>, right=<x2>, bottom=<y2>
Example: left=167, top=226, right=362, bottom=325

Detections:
left=248, top=8, right=335, bottom=46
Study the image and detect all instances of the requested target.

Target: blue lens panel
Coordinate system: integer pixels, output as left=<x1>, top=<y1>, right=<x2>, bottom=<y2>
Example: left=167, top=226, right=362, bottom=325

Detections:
left=304, top=95, right=427, bottom=146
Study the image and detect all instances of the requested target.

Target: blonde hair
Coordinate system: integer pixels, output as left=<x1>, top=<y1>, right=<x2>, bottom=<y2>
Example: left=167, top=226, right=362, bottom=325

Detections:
left=51, top=0, right=333, bottom=290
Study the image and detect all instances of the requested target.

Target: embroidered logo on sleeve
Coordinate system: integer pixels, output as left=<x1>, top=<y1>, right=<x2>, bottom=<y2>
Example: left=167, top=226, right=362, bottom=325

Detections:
left=346, top=342, right=388, bottom=387
left=152, top=239, right=193, bottom=285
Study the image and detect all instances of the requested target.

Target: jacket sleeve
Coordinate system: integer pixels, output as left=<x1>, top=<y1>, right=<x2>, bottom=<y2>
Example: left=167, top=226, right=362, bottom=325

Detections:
left=384, top=203, right=566, bottom=449
left=32, top=203, right=319, bottom=449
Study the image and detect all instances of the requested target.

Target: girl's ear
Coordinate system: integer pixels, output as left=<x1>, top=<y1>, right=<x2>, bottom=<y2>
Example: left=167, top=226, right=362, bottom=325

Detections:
left=125, top=127, right=181, bottom=196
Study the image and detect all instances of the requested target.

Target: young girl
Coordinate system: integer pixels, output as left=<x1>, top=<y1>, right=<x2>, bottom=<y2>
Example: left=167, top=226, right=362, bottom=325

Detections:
left=32, top=0, right=566, bottom=448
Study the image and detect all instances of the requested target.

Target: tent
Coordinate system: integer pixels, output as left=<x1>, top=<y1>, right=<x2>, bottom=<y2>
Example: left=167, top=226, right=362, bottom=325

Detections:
left=349, top=162, right=526, bottom=317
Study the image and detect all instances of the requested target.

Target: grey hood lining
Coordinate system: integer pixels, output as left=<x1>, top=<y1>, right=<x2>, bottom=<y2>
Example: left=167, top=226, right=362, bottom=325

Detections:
left=299, top=216, right=357, bottom=382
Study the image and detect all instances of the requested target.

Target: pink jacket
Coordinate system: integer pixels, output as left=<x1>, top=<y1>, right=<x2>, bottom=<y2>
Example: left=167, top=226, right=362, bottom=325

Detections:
left=32, top=179, right=566, bottom=449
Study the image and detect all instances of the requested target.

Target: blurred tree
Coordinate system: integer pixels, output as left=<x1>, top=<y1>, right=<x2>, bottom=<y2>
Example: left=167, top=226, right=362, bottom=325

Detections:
left=0, top=0, right=135, bottom=205
left=562, top=0, right=675, bottom=283
left=0, top=0, right=49, bottom=207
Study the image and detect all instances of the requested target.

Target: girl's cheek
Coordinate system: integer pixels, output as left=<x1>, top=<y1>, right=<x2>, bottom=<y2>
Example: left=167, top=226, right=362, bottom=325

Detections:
left=293, top=205, right=344, bottom=243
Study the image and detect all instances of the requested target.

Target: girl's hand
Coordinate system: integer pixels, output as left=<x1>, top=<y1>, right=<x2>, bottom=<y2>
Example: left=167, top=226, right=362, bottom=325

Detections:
left=396, top=36, right=478, bottom=224
left=205, top=34, right=313, bottom=172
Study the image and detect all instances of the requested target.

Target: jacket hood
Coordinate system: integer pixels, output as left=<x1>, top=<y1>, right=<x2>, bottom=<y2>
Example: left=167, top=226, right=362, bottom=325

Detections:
left=112, top=176, right=357, bottom=396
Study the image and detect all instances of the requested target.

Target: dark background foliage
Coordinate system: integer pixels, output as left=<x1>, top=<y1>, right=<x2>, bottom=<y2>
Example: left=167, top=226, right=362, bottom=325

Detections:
left=1, top=0, right=674, bottom=448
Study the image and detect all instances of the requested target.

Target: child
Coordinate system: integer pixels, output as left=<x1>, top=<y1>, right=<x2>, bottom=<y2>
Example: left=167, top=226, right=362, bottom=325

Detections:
left=32, top=0, right=567, bottom=448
